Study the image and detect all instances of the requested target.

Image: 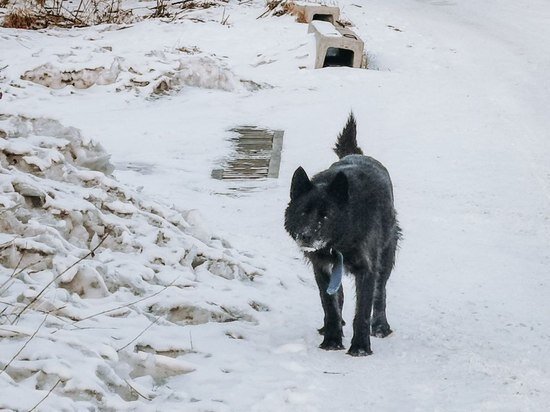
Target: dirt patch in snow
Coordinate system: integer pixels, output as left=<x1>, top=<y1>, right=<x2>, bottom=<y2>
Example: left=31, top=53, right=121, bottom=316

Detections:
left=20, top=52, right=269, bottom=96
left=21, top=61, right=121, bottom=89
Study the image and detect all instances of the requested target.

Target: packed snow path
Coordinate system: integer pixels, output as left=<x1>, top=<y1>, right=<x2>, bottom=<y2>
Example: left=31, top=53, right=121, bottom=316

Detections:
left=1, top=0, right=549, bottom=410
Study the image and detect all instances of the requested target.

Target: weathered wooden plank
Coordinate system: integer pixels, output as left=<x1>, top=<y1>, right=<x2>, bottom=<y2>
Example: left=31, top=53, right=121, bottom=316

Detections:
left=212, top=127, right=284, bottom=181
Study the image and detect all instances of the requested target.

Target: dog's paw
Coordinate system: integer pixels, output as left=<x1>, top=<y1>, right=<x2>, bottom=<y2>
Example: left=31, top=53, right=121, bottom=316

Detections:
left=371, top=323, right=393, bottom=338
left=347, top=346, right=373, bottom=357
left=319, top=339, right=344, bottom=351
left=318, top=321, right=346, bottom=336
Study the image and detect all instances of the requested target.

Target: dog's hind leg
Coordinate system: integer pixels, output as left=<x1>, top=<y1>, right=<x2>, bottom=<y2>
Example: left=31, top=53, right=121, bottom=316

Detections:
left=372, top=239, right=398, bottom=338
left=348, top=268, right=375, bottom=356
left=371, top=273, right=392, bottom=338
left=312, top=260, right=344, bottom=350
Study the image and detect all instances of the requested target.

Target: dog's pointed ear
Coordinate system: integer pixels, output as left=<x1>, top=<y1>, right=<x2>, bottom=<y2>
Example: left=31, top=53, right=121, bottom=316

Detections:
left=290, top=167, right=313, bottom=200
left=328, top=172, right=349, bottom=203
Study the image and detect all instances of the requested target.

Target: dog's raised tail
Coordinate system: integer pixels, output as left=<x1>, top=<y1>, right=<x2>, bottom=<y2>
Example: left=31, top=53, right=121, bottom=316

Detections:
left=333, top=112, right=363, bottom=159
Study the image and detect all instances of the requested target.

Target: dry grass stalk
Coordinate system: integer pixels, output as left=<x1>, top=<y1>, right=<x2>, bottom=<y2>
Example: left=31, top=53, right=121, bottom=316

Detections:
left=149, top=0, right=171, bottom=18
left=257, top=0, right=293, bottom=19
left=220, top=6, right=229, bottom=25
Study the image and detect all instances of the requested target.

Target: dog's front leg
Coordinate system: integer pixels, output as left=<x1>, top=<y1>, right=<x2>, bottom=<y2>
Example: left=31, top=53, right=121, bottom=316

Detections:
left=313, top=262, right=344, bottom=350
left=349, top=270, right=375, bottom=356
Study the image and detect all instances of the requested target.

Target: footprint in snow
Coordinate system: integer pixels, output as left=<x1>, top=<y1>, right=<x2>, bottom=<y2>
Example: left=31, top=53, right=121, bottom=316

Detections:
left=273, top=342, right=307, bottom=354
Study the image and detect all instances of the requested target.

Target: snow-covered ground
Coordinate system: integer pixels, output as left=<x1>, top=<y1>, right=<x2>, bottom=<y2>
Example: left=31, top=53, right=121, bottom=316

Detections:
left=1, top=0, right=550, bottom=410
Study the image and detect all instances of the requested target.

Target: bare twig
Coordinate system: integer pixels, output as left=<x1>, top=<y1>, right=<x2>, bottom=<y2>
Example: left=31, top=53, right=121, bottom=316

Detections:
left=0, top=301, right=116, bottom=337
left=11, top=252, right=25, bottom=277
left=0, top=250, right=33, bottom=293
left=28, top=378, right=62, bottom=412
left=0, top=280, right=14, bottom=297
left=164, top=9, right=188, bottom=22
left=72, top=274, right=183, bottom=325
left=73, top=0, right=85, bottom=19
left=0, top=300, right=70, bottom=327
left=0, top=326, right=23, bottom=335
left=0, top=236, right=17, bottom=248
left=1, top=314, right=48, bottom=373
left=256, top=8, right=270, bottom=19
left=0, top=260, right=41, bottom=295
left=11, top=231, right=110, bottom=324
left=117, top=314, right=161, bottom=352
left=124, top=378, right=152, bottom=401
left=257, top=0, right=288, bottom=19
left=56, top=2, right=85, bottom=25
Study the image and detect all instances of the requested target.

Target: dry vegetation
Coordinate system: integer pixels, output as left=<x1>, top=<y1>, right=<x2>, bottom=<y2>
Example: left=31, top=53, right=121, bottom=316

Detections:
left=3, top=7, right=41, bottom=28
left=1, top=0, right=228, bottom=29
left=2, top=0, right=132, bottom=28
left=257, top=0, right=293, bottom=19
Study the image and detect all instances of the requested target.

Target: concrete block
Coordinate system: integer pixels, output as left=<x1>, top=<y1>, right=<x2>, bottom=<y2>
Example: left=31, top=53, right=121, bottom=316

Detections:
left=308, top=20, right=365, bottom=69
left=290, top=1, right=340, bottom=24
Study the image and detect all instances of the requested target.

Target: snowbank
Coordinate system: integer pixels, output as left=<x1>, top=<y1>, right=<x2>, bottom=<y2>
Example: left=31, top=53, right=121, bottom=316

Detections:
left=0, top=114, right=263, bottom=410
left=20, top=54, right=256, bottom=96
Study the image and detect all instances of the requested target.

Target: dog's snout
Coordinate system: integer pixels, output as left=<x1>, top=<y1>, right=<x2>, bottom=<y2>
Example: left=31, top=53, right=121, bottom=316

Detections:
left=298, top=233, right=312, bottom=244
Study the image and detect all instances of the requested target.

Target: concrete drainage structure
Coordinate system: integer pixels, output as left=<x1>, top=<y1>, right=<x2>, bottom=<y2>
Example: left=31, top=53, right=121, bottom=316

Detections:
left=289, top=1, right=340, bottom=24
left=308, top=20, right=365, bottom=68
left=288, top=1, right=366, bottom=69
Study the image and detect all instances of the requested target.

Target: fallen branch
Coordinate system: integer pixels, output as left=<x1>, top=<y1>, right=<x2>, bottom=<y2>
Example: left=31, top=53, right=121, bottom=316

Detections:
left=28, top=378, right=62, bottom=412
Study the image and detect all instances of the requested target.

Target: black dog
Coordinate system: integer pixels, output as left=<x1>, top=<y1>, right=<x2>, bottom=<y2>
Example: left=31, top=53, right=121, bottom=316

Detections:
left=284, top=113, right=401, bottom=356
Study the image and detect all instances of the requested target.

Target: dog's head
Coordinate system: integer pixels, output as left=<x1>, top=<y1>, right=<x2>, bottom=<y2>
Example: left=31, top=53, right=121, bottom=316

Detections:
left=284, top=167, right=349, bottom=252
